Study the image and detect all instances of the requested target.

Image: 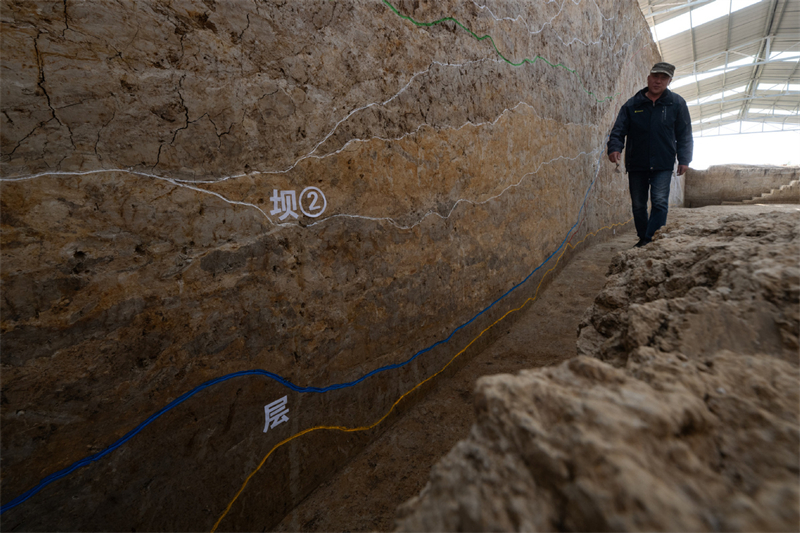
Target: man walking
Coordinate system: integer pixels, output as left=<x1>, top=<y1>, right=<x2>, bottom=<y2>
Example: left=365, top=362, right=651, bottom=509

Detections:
left=608, top=62, right=693, bottom=247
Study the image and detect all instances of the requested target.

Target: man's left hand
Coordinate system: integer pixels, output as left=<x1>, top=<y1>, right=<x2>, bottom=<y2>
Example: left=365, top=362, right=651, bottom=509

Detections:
left=677, top=165, right=688, bottom=176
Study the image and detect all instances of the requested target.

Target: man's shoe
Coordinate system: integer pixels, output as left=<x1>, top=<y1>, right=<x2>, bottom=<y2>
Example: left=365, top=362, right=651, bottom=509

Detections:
left=633, top=239, right=648, bottom=248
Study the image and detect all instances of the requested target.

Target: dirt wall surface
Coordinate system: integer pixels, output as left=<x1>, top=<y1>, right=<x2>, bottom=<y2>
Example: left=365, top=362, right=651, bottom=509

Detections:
left=685, top=164, right=800, bottom=207
left=0, top=0, right=658, bottom=530
left=274, top=230, right=636, bottom=532
left=396, top=206, right=800, bottom=532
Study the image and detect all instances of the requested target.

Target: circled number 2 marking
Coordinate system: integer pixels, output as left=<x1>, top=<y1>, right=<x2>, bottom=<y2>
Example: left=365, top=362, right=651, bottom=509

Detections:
left=299, top=187, right=327, bottom=218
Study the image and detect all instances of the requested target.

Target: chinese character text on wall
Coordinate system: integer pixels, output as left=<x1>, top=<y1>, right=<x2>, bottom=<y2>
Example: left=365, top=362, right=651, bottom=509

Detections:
left=270, top=187, right=327, bottom=220
left=264, top=396, right=289, bottom=433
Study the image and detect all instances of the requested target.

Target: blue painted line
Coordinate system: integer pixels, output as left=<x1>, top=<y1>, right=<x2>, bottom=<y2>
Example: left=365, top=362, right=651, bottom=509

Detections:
left=1, top=150, right=607, bottom=514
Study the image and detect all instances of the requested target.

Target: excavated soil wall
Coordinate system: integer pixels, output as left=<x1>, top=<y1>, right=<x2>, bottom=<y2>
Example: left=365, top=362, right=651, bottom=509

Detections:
left=685, top=164, right=800, bottom=207
left=1, top=1, right=657, bottom=530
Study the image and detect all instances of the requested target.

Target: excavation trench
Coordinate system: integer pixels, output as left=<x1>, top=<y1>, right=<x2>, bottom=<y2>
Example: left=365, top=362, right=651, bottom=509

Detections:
left=274, top=225, right=638, bottom=532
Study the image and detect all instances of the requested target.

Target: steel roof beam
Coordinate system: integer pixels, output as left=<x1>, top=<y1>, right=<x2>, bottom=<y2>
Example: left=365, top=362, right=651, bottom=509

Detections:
left=738, top=0, right=787, bottom=121
left=717, top=0, right=735, bottom=123
left=696, top=126, right=800, bottom=137
left=694, top=118, right=800, bottom=134
left=689, top=90, right=800, bottom=107
left=688, top=4, right=703, bottom=119
left=673, top=35, right=799, bottom=73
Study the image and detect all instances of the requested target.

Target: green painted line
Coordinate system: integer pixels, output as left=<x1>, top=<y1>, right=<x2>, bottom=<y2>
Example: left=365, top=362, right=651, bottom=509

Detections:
left=381, top=0, right=619, bottom=103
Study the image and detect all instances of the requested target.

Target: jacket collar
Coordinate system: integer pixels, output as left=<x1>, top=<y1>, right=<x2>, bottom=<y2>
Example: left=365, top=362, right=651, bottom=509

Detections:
left=634, top=87, right=674, bottom=105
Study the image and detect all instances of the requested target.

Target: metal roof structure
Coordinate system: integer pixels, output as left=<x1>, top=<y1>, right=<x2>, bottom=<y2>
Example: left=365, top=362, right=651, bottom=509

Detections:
left=637, top=0, right=800, bottom=136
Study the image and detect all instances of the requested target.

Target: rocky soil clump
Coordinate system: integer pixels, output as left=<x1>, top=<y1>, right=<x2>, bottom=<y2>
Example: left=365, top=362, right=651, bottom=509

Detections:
left=396, top=208, right=800, bottom=532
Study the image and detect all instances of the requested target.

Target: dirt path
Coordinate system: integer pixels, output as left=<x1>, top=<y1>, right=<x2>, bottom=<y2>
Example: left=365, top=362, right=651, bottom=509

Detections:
left=274, top=228, right=637, bottom=532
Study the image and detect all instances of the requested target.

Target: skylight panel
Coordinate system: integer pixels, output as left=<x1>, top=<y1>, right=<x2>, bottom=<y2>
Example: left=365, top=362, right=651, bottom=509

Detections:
left=692, top=110, right=740, bottom=124
left=688, top=84, right=748, bottom=105
left=769, top=51, right=800, bottom=61
left=758, top=83, right=800, bottom=92
left=672, top=71, right=717, bottom=89
left=651, top=0, right=764, bottom=41
left=670, top=56, right=756, bottom=89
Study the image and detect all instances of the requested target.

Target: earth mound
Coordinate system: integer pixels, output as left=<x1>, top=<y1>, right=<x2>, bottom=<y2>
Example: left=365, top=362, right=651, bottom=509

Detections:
left=395, top=208, right=800, bottom=532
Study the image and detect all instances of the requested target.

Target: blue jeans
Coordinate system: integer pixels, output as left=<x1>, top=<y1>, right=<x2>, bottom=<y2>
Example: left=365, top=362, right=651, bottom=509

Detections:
left=628, top=170, right=672, bottom=242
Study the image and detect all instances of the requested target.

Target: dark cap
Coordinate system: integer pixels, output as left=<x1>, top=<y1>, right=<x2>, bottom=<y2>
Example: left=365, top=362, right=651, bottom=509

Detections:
left=650, top=62, right=676, bottom=77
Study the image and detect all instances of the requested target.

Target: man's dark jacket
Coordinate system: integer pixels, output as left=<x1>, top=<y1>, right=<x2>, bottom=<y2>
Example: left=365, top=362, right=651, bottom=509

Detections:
left=607, top=87, right=693, bottom=172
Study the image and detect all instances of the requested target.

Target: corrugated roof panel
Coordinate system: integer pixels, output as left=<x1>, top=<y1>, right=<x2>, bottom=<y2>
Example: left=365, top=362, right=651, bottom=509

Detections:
left=636, top=0, right=799, bottom=131
left=674, top=68, right=755, bottom=99
left=776, top=4, right=800, bottom=32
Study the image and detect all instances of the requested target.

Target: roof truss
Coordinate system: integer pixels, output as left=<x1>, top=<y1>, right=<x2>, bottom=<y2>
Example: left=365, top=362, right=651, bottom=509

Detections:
left=636, top=0, right=800, bottom=135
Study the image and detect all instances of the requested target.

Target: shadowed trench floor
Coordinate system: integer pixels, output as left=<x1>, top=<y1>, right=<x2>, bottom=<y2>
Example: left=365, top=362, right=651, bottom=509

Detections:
left=274, top=226, right=638, bottom=532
